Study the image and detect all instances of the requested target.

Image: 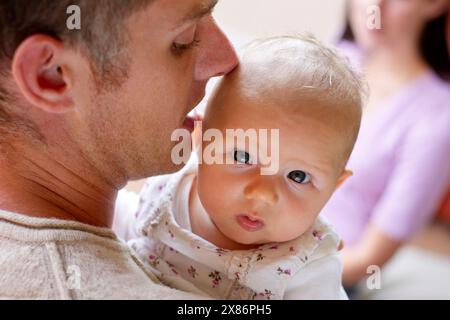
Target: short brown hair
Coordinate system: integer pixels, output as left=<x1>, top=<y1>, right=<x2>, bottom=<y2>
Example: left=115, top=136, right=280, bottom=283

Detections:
left=0, top=0, right=153, bottom=137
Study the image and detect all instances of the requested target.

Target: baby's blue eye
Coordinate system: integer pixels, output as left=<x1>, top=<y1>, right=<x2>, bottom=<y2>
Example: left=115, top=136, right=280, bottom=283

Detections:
left=288, top=170, right=311, bottom=184
left=234, top=150, right=251, bottom=164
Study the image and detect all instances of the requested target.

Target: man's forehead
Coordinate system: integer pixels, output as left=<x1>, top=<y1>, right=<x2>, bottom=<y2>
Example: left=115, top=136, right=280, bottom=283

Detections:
left=177, top=0, right=218, bottom=25
left=141, top=0, right=218, bottom=32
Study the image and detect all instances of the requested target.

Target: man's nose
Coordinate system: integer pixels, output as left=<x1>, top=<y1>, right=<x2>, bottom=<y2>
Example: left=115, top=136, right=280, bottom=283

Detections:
left=195, top=18, right=239, bottom=81
left=244, top=178, right=279, bottom=207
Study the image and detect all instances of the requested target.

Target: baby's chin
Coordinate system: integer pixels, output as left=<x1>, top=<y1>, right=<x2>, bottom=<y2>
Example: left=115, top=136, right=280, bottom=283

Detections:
left=232, top=241, right=263, bottom=251
left=229, top=234, right=279, bottom=249
left=260, top=230, right=310, bottom=244
left=226, top=227, right=304, bottom=248
left=224, top=234, right=265, bottom=250
left=219, top=220, right=313, bottom=249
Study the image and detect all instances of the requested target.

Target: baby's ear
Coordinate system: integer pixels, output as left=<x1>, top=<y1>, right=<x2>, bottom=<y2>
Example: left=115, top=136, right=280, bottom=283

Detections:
left=336, top=170, right=353, bottom=189
left=338, top=240, right=345, bottom=251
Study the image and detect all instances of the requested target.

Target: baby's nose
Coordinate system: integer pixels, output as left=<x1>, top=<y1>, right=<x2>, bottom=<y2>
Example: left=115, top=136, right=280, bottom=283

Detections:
left=244, top=180, right=279, bottom=206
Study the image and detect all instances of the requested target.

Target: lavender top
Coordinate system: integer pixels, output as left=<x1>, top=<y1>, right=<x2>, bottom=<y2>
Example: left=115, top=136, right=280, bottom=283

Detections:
left=322, top=44, right=450, bottom=245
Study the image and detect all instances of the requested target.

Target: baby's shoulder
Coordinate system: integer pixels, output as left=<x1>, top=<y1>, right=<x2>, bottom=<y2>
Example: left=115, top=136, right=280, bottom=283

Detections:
left=139, top=174, right=174, bottom=201
left=133, top=173, right=179, bottom=226
left=252, top=216, right=341, bottom=270
left=288, top=216, right=341, bottom=263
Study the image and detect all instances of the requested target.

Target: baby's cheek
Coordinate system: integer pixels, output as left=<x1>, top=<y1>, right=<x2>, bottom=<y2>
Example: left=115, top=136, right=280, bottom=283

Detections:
left=199, top=182, right=229, bottom=216
left=271, top=221, right=307, bottom=243
left=279, top=207, right=316, bottom=239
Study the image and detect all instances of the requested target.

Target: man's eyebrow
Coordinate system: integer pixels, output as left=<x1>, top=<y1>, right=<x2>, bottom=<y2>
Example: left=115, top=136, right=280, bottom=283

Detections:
left=182, top=0, right=218, bottom=24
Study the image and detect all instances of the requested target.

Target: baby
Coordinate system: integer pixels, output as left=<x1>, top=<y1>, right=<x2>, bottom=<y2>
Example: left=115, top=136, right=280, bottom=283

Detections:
left=114, top=35, right=364, bottom=300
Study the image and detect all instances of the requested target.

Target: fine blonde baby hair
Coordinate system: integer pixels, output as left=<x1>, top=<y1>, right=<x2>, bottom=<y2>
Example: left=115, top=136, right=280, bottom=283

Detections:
left=237, top=33, right=367, bottom=164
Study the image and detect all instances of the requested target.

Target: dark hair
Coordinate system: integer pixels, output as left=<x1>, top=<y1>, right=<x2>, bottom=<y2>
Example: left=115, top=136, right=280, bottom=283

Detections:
left=342, top=6, right=450, bottom=80
left=0, top=0, right=154, bottom=80
left=0, top=0, right=153, bottom=139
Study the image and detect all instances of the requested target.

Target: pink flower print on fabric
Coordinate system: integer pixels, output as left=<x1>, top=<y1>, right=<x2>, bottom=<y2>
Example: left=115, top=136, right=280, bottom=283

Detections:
left=168, top=247, right=179, bottom=254
left=148, top=255, right=160, bottom=268
left=138, top=201, right=156, bottom=220
left=148, top=207, right=160, bottom=222
left=215, top=248, right=228, bottom=257
left=312, top=230, right=323, bottom=241
left=253, top=289, right=274, bottom=300
left=276, top=267, right=292, bottom=276
left=167, top=262, right=179, bottom=275
left=209, top=271, right=222, bottom=288
left=188, top=266, right=198, bottom=279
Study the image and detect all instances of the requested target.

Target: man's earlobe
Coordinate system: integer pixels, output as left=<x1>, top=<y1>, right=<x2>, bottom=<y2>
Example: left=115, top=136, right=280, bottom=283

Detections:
left=11, top=34, right=74, bottom=114
left=336, top=170, right=353, bottom=189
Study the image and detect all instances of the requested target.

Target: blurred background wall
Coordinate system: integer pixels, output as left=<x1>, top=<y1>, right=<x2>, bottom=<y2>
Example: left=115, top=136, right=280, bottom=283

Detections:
left=214, top=0, right=347, bottom=49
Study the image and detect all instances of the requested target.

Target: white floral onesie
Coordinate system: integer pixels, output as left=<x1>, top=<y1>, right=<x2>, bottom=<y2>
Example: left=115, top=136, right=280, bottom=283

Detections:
left=114, top=156, right=348, bottom=300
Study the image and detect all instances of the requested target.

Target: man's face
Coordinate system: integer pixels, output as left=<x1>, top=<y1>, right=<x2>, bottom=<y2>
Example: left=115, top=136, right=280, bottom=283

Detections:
left=74, top=0, right=237, bottom=183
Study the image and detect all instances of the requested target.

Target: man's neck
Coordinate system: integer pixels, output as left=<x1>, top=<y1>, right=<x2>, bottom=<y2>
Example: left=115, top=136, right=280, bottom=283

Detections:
left=0, top=147, right=119, bottom=228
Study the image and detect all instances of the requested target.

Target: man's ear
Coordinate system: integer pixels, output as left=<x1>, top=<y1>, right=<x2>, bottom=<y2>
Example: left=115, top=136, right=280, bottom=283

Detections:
left=336, top=170, right=353, bottom=189
left=11, top=34, right=74, bottom=114
left=423, top=0, right=448, bottom=20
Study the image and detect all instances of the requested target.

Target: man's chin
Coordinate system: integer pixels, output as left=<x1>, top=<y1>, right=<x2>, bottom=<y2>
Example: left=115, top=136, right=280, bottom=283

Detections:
left=148, top=153, right=185, bottom=177
left=158, top=161, right=185, bottom=175
left=127, top=150, right=182, bottom=181
left=153, top=142, right=190, bottom=175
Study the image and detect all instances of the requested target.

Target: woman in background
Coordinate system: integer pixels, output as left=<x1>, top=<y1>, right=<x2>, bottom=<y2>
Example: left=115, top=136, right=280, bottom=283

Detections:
left=322, top=0, right=450, bottom=288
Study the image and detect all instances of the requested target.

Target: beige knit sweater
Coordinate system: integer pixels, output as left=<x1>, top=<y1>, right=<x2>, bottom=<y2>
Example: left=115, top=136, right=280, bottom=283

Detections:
left=0, top=210, right=204, bottom=300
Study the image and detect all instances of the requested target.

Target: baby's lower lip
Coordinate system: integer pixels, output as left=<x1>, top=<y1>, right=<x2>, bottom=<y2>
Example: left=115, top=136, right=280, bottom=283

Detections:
left=236, top=214, right=265, bottom=232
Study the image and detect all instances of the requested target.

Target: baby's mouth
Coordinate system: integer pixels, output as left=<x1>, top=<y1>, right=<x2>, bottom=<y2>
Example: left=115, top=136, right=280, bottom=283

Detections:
left=236, top=214, right=265, bottom=232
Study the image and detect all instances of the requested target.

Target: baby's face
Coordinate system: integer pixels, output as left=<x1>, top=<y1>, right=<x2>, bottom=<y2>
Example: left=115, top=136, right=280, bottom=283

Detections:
left=197, top=83, right=351, bottom=246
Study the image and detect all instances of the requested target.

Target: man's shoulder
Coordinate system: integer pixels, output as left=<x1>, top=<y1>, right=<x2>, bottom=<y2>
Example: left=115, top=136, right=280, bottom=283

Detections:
left=0, top=210, right=204, bottom=299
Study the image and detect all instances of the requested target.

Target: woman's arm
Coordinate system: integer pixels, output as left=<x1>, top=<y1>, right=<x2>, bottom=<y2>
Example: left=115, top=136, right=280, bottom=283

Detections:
left=342, top=224, right=402, bottom=286
left=343, top=106, right=450, bottom=286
